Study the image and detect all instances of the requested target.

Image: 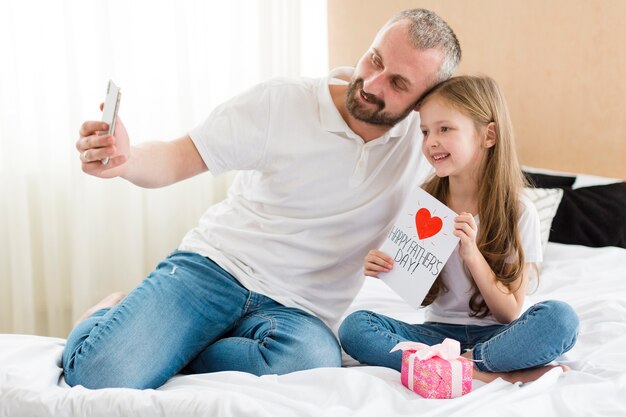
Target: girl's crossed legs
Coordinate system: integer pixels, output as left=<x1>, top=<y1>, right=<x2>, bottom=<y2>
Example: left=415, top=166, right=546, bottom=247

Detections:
left=339, top=300, right=579, bottom=383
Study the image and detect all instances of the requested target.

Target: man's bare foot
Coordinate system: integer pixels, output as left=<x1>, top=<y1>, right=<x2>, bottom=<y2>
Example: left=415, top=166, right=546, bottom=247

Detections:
left=74, top=292, right=126, bottom=326
left=473, top=363, right=570, bottom=384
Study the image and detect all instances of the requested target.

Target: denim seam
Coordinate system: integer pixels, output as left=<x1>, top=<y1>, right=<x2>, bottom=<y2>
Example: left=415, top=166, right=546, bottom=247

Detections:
left=364, top=313, right=404, bottom=347
left=226, top=288, right=255, bottom=332
left=563, top=330, right=579, bottom=353
left=248, top=312, right=276, bottom=349
left=473, top=343, right=492, bottom=372
left=65, top=301, right=127, bottom=376
left=364, top=313, right=444, bottom=346
left=465, top=326, right=472, bottom=346
left=241, top=291, right=255, bottom=316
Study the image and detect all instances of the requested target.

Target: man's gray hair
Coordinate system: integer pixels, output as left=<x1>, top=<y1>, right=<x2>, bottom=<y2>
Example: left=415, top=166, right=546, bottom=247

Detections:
left=387, top=9, right=461, bottom=84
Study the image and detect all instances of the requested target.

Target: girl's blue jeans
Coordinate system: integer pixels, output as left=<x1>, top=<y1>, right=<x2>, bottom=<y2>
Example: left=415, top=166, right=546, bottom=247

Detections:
left=62, top=251, right=341, bottom=389
left=339, top=300, right=579, bottom=373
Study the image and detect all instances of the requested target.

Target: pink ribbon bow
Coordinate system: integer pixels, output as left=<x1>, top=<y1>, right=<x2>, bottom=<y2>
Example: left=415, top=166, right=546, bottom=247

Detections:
left=389, top=338, right=462, bottom=360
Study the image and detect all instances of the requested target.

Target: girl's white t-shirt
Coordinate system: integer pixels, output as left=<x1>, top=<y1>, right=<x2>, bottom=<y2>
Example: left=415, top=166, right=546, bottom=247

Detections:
left=424, top=195, right=543, bottom=326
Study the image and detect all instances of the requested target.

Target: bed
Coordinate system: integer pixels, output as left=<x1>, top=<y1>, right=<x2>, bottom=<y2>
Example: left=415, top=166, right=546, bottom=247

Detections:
left=1, top=170, right=625, bottom=417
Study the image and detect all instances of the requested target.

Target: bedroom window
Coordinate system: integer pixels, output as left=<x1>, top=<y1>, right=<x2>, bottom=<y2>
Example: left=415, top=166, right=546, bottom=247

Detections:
left=0, top=0, right=328, bottom=336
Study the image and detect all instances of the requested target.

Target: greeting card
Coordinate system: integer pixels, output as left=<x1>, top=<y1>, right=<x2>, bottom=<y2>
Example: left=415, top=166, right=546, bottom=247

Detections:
left=379, top=187, right=460, bottom=308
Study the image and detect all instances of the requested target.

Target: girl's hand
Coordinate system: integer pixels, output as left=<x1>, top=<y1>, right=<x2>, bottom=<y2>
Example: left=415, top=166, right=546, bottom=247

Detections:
left=364, top=249, right=393, bottom=277
left=454, top=212, right=480, bottom=261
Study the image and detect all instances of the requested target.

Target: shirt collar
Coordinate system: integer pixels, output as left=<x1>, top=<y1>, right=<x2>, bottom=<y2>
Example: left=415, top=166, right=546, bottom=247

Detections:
left=318, top=67, right=353, bottom=134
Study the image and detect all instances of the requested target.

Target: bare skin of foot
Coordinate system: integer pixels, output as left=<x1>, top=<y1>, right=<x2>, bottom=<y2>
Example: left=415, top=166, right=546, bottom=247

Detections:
left=461, top=351, right=570, bottom=384
left=74, top=292, right=126, bottom=326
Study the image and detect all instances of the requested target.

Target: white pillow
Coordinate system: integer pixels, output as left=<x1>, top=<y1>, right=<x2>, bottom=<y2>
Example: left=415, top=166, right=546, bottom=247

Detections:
left=523, top=187, right=564, bottom=251
left=573, top=174, right=621, bottom=189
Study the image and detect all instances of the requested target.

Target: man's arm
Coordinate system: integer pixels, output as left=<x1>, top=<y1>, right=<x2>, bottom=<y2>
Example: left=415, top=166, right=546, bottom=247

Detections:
left=122, top=136, right=208, bottom=188
left=77, top=117, right=208, bottom=188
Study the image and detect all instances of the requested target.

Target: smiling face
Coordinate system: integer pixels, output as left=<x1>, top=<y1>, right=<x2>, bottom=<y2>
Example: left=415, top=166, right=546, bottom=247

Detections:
left=419, top=96, right=494, bottom=180
left=345, top=20, right=444, bottom=127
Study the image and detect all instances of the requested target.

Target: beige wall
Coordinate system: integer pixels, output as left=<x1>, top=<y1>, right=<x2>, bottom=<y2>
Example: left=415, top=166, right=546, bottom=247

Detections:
left=328, top=0, right=626, bottom=179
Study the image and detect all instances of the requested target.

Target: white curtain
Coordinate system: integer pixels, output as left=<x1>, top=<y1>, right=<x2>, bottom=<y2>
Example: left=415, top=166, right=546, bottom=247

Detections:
left=0, top=0, right=328, bottom=337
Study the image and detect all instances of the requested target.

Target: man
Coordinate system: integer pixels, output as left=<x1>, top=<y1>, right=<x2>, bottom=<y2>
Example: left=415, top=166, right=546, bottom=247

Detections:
left=65, top=8, right=461, bottom=389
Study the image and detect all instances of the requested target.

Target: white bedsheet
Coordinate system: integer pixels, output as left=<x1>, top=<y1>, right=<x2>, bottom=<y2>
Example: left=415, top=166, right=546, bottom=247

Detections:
left=1, top=243, right=626, bottom=417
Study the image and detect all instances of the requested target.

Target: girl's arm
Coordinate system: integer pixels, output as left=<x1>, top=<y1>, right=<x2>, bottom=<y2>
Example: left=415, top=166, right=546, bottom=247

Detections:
left=454, top=212, right=528, bottom=323
left=465, top=255, right=530, bottom=323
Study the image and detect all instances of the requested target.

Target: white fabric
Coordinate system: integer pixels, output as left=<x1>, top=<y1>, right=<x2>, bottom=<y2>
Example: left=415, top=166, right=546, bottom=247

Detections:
left=425, top=194, right=543, bottom=325
left=523, top=187, right=564, bottom=251
left=0, top=0, right=328, bottom=337
left=182, top=67, right=432, bottom=327
left=2, top=242, right=626, bottom=416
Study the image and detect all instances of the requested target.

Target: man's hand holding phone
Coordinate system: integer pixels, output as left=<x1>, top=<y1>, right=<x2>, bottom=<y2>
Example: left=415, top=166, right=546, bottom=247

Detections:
left=76, top=80, right=130, bottom=178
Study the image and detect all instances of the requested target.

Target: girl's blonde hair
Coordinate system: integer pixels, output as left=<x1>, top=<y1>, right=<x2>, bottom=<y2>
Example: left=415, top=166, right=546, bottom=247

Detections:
left=419, top=75, right=528, bottom=317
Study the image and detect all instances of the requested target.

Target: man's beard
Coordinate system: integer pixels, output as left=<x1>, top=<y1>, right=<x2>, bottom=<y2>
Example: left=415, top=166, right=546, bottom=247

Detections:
left=345, top=78, right=416, bottom=127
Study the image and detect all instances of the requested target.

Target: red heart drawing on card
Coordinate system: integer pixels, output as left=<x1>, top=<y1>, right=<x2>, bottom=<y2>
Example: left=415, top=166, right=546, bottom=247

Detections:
left=415, top=208, right=443, bottom=240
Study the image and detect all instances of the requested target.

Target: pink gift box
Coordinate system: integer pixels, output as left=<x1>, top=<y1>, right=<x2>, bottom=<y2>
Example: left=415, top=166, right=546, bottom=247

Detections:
left=392, top=338, right=473, bottom=399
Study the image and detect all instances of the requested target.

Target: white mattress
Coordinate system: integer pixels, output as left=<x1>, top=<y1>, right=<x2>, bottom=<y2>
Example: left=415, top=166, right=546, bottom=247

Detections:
left=1, top=242, right=626, bottom=417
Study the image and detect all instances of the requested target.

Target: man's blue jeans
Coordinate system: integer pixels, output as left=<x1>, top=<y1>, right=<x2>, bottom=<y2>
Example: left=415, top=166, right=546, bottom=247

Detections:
left=339, top=300, right=579, bottom=373
left=62, top=251, right=341, bottom=389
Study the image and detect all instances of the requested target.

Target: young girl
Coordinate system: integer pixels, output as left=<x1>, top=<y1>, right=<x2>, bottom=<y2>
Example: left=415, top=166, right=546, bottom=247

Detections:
left=339, top=75, right=579, bottom=383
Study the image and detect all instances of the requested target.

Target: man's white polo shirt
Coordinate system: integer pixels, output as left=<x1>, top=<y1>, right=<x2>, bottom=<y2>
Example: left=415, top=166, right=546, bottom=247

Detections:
left=180, top=67, right=431, bottom=327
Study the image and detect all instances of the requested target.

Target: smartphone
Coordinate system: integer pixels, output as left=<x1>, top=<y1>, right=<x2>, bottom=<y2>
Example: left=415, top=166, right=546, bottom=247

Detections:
left=100, top=80, right=121, bottom=165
